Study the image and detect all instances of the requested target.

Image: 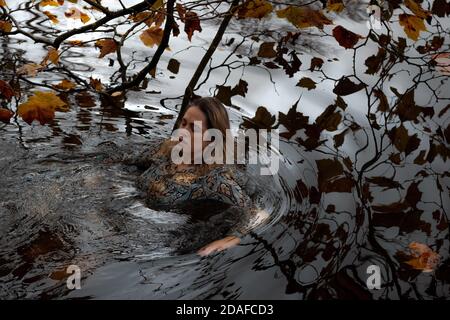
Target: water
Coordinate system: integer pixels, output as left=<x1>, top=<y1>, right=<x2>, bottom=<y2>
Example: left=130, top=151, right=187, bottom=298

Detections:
left=0, top=0, right=449, bottom=299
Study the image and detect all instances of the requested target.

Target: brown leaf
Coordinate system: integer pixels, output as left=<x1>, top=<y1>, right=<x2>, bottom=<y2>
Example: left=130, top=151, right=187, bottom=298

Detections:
left=333, top=77, right=366, bottom=96
left=297, top=77, right=316, bottom=90
left=18, top=91, right=68, bottom=125
left=65, top=7, right=90, bottom=24
left=53, top=79, right=76, bottom=91
left=365, top=48, right=386, bottom=74
left=167, top=58, right=180, bottom=74
left=41, top=47, right=59, bottom=66
left=399, top=14, right=426, bottom=41
left=332, top=25, right=363, bottom=49
left=0, top=20, right=12, bottom=33
left=404, top=242, right=440, bottom=273
left=0, top=108, right=14, bottom=123
left=258, top=42, right=276, bottom=58
left=0, top=79, right=14, bottom=100
left=327, top=0, right=345, bottom=13
left=309, top=57, right=324, bottom=71
left=241, top=106, right=276, bottom=130
left=184, top=11, right=202, bottom=41
left=140, top=26, right=164, bottom=47
left=43, top=11, right=59, bottom=23
left=95, top=39, right=117, bottom=58
left=276, top=6, right=332, bottom=29
left=89, top=77, right=103, bottom=92
left=236, top=0, right=273, bottom=19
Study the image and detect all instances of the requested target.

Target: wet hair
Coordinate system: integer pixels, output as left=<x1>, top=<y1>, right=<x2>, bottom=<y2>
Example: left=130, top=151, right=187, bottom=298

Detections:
left=180, top=96, right=231, bottom=136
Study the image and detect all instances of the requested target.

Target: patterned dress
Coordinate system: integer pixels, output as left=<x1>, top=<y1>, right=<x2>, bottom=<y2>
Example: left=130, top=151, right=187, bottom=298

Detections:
left=123, top=138, right=259, bottom=238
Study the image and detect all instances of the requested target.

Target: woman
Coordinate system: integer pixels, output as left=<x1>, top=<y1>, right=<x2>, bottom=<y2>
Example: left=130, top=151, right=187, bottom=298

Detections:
left=124, top=97, right=269, bottom=256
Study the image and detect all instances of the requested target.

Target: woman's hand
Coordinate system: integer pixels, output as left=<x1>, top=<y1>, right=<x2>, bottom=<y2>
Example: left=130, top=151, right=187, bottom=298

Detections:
left=197, top=236, right=241, bottom=256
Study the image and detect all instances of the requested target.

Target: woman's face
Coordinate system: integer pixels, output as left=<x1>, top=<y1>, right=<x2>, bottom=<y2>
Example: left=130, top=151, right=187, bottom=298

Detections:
left=178, top=106, right=209, bottom=160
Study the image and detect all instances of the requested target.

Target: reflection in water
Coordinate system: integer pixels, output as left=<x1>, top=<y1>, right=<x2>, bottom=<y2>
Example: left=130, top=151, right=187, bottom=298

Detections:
left=0, top=0, right=449, bottom=300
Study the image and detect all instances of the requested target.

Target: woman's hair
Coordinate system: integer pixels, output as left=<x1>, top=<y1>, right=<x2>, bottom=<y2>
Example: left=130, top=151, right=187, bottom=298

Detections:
left=179, top=96, right=230, bottom=135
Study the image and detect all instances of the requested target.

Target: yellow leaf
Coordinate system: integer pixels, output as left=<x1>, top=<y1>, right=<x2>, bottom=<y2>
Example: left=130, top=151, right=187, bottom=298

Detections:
left=139, top=26, right=164, bottom=47
left=276, top=6, right=332, bottom=29
left=18, top=91, right=68, bottom=125
left=65, top=7, right=90, bottom=24
left=53, top=79, right=76, bottom=91
left=39, top=0, right=61, bottom=6
left=0, top=0, right=6, bottom=7
left=327, top=0, right=345, bottom=13
left=43, top=11, right=59, bottom=24
left=151, top=0, right=164, bottom=10
left=95, top=39, right=117, bottom=58
left=17, top=63, right=44, bottom=77
left=236, top=0, right=273, bottom=19
left=41, top=47, right=60, bottom=66
left=399, top=14, right=426, bottom=41
left=404, top=0, right=431, bottom=19
left=67, top=40, right=84, bottom=46
left=0, top=20, right=12, bottom=32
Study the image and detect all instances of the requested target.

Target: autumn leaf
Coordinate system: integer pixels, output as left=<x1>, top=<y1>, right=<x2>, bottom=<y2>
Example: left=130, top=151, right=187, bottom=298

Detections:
left=333, top=77, right=366, bottom=96
left=316, top=158, right=354, bottom=193
left=0, top=0, right=6, bottom=7
left=0, top=108, right=14, bottom=123
left=327, top=0, right=345, bottom=13
left=0, top=20, right=12, bottom=33
left=365, top=48, right=386, bottom=74
left=65, top=7, right=90, bottom=24
left=95, top=39, right=117, bottom=58
left=258, top=42, right=276, bottom=58
left=18, top=91, right=68, bottom=125
left=404, top=242, right=440, bottom=272
left=241, top=106, right=276, bottom=130
left=297, top=77, right=316, bottom=90
left=404, top=0, right=431, bottom=19
left=53, top=79, right=76, bottom=91
left=167, top=58, right=180, bottom=74
left=39, top=0, right=62, bottom=7
left=17, top=63, right=44, bottom=77
left=43, top=11, right=59, bottom=24
left=309, top=57, right=324, bottom=71
left=41, top=47, right=59, bottom=66
left=184, top=11, right=202, bottom=41
left=89, top=77, right=103, bottom=92
left=140, top=26, right=164, bottom=47
left=399, top=14, right=426, bottom=41
left=0, top=79, right=14, bottom=100
left=332, top=25, right=363, bottom=49
left=277, top=6, right=332, bottom=29
left=236, top=0, right=273, bottom=19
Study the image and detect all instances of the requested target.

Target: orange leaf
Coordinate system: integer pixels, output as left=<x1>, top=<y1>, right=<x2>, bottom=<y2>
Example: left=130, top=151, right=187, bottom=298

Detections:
left=18, top=91, right=68, bottom=125
left=95, top=39, right=117, bottom=58
left=0, top=108, right=14, bottom=123
left=53, top=79, right=76, bottom=91
left=404, top=0, right=431, bottom=19
left=43, top=11, right=59, bottom=24
left=236, top=0, right=273, bottom=19
left=0, top=0, right=6, bottom=7
left=404, top=242, right=440, bottom=272
left=140, top=26, right=164, bottom=47
left=0, top=20, right=12, bottom=32
left=0, top=79, right=14, bottom=100
left=41, top=47, right=59, bottom=66
left=39, top=0, right=61, bottom=6
left=327, top=0, right=345, bottom=13
left=89, top=77, right=104, bottom=92
left=399, top=14, right=426, bottom=41
left=277, top=6, right=332, bottom=29
left=65, top=7, right=90, bottom=24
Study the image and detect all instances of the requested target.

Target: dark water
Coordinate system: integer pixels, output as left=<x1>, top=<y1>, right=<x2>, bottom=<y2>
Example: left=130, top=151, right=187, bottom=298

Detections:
left=1, top=1, right=449, bottom=299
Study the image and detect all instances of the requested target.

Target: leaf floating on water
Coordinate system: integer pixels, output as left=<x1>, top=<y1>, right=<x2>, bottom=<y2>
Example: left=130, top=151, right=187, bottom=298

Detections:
left=40, top=0, right=63, bottom=7
left=236, top=0, right=273, bottom=19
left=43, top=11, right=59, bottom=24
left=276, top=6, right=332, bottom=29
left=140, top=26, right=164, bottom=47
left=41, top=47, right=60, bottom=66
left=241, top=106, right=276, bottom=130
left=333, top=77, right=366, bottom=96
left=404, top=0, right=431, bottom=19
left=258, top=42, right=276, bottom=58
left=327, top=0, right=345, bottom=13
left=404, top=242, right=440, bottom=272
left=18, top=91, right=68, bottom=125
left=297, top=77, right=316, bottom=90
left=95, top=39, right=117, bottom=58
left=0, top=20, right=12, bottom=32
left=89, top=77, right=103, bottom=92
left=0, top=108, right=14, bottom=123
left=17, top=63, right=44, bottom=77
left=332, top=25, right=363, bottom=49
left=0, top=0, right=6, bottom=7
left=399, top=14, right=426, bottom=41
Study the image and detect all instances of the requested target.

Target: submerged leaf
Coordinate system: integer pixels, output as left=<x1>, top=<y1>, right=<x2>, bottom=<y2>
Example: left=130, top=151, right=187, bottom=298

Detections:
left=18, top=91, right=68, bottom=125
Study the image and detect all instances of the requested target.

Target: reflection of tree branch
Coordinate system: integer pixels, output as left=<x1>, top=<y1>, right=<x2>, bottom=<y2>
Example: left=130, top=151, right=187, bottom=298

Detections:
left=173, top=0, right=240, bottom=131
